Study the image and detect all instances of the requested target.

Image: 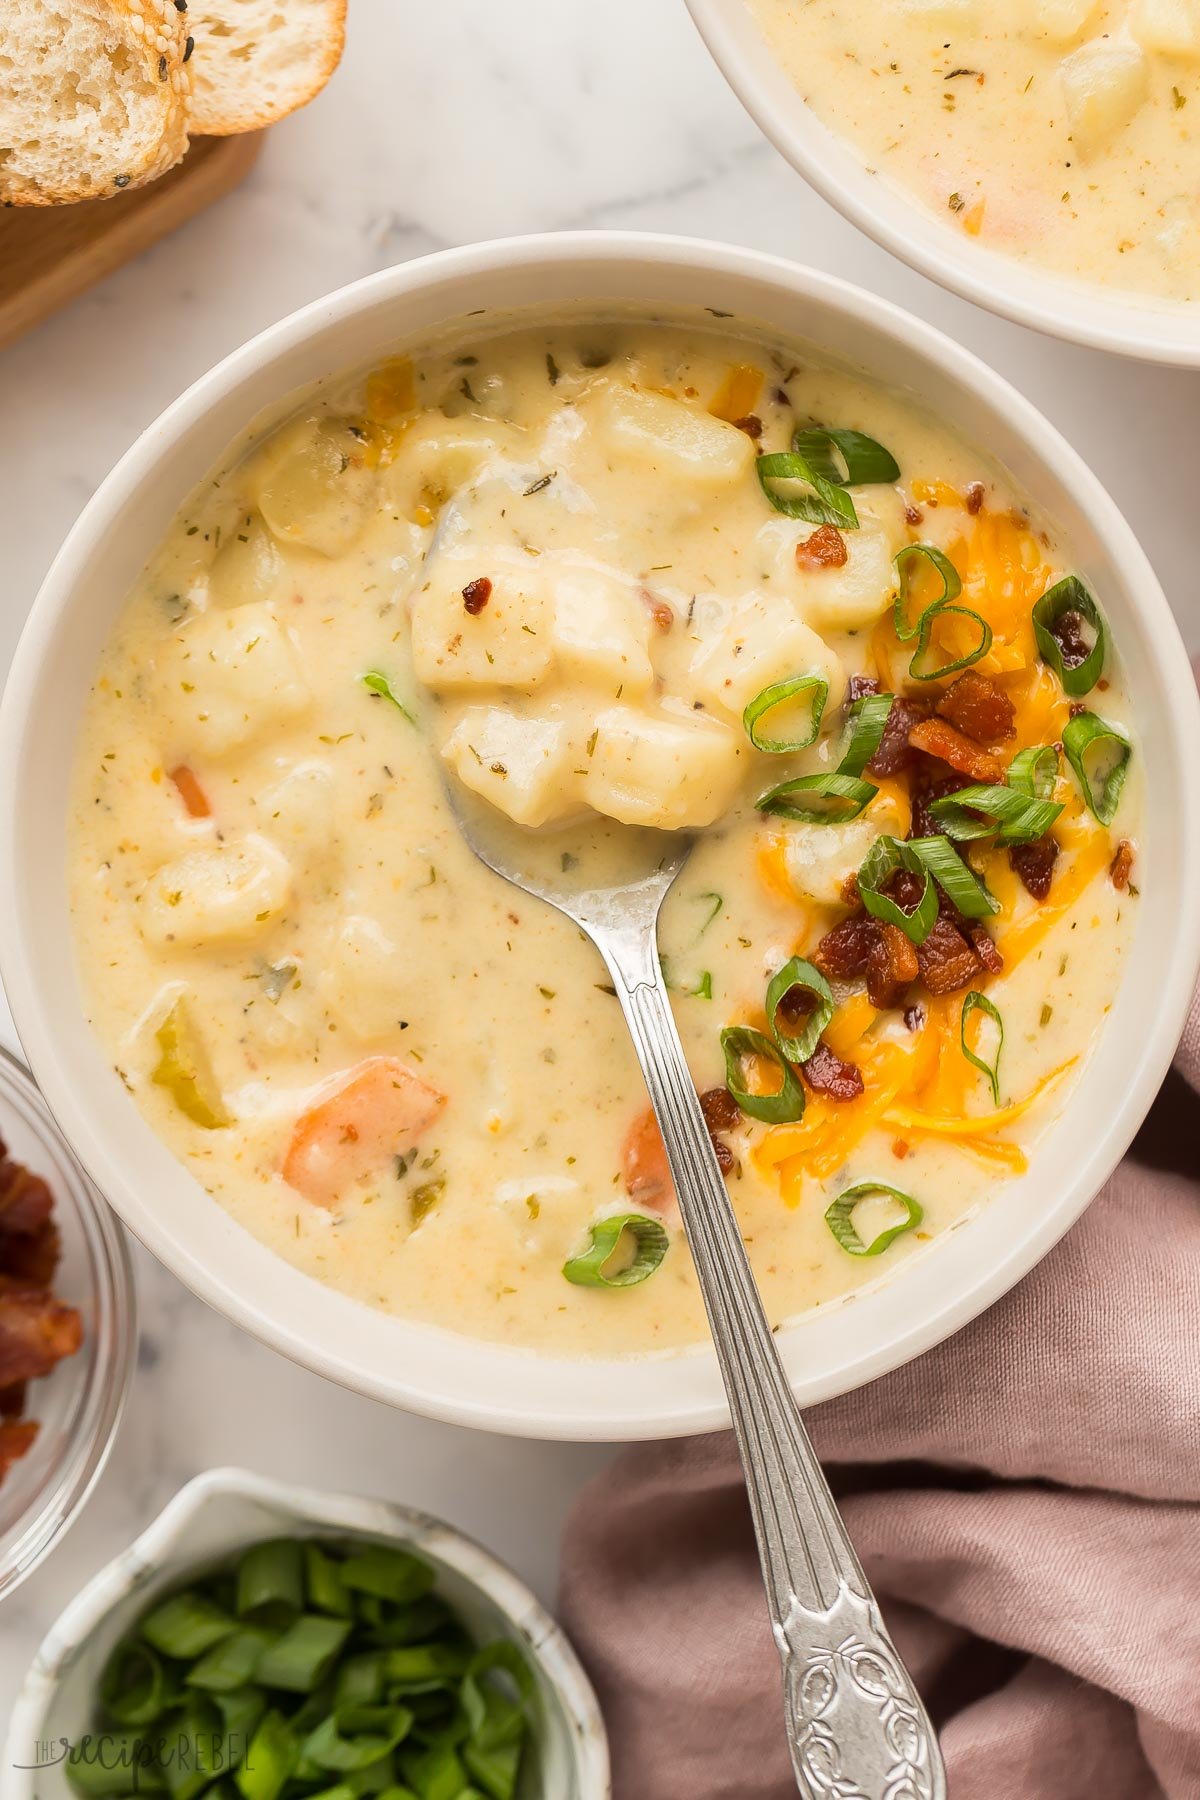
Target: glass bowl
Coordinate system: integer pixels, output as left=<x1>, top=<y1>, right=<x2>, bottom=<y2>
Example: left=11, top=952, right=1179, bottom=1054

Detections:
left=0, top=1044, right=135, bottom=1598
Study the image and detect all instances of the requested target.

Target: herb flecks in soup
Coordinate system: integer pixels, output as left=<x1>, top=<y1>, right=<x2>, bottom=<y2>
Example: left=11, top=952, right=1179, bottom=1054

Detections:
left=69, top=319, right=1140, bottom=1356
left=749, top=0, right=1200, bottom=302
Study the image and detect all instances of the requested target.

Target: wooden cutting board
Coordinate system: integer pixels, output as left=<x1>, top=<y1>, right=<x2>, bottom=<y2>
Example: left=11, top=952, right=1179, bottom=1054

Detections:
left=0, top=133, right=264, bottom=353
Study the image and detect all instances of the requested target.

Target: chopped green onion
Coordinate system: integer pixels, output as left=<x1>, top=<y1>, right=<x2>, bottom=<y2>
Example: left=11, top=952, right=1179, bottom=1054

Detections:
left=339, top=1546, right=435, bottom=1607
left=236, top=1708, right=296, bottom=1800
left=301, top=1704, right=415, bottom=1773
left=720, top=1025, right=806, bottom=1124
left=1007, top=743, right=1060, bottom=801
left=907, top=834, right=1000, bottom=918
left=562, top=1212, right=670, bottom=1288
left=361, top=670, right=415, bottom=724
left=756, top=426, right=899, bottom=528
left=929, top=783, right=1061, bottom=845
left=743, top=672, right=829, bottom=752
left=766, top=958, right=834, bottom=1064
left=961, top=991, right=1004, bottom=1105
left=140, top=1591, right=235, bottom=1659
left=462, top=1641, right=534, bottom=1750
left=237, top=1540, right=304, bottom=1624
left=304, top=1543, right=353, bottom=1618
left=99, top=1641, right=169, bottom=1727
left=695, top=891, right=724, bottom=932
left=187, top=1625, right=274, bottom=1692
left=1062, top=711, right=1132, bottom=825
left=893, top=544, right=961, bottom=641
left=252, top=1617, right=353, bottom=1693
left=825, top=1183, right=924, bottom=1256
left=1032, top=575, right=1105, bottom=696
left=837, top=692, right=894, bottom=777
left=755, top=771, right=878, bottom=826
left=908, top=603, right=993, bottom=681
left=68, top=1731, right=164, bottom=1796
left=856, top=837, right=938, bottom=944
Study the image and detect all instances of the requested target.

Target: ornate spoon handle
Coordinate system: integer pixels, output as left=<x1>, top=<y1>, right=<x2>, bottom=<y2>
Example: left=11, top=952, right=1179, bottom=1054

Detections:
left=603, top=945, right=946, bottom=1800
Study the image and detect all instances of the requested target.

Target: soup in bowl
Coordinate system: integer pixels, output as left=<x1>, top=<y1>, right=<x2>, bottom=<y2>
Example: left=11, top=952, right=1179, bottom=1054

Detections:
left=2, top=237, right=1197, bottom=1437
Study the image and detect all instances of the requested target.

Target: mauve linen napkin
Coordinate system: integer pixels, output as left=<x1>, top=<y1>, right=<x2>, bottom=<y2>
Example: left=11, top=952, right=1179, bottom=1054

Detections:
left=559, top=993, right=1200, bottom=1800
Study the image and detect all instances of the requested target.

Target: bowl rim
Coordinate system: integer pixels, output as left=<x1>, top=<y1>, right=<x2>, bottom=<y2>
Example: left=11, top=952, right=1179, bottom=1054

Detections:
left=684, top=0, right=1200, bottom=366
left=0, top=1044, right=136, bottom=1601
left=1, top=230, right=1198, bottom=1440
left=4, top=1465, right=611, bottom=1798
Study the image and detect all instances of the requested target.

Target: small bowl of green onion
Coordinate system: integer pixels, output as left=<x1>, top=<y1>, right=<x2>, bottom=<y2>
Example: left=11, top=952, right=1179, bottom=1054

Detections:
left=4, top=1467, right=609, bottom=1799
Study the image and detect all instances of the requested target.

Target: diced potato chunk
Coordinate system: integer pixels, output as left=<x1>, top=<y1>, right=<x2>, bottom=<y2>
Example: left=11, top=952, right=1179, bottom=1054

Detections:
left=583, top=705, right=745, bottom=829
left=782, top=790, right=909, bottom=904
left=262, top=761, right=340, bottom=864
left=1010, top=0, right=1098, bottom=39
left=590, top=384, right=756, bottom=485
left=551, top=569, right=654, bottom=696
left=206, top=514, right=281, bottom=610
left=410, top=551, right=554, bottom=691
left=322, top=914, right=414, bottom=1039
left=442, top=708, right=579, bottom=827
left=792, top=523, right=900, bottom=633
left=141, top=836, right=292, bottom=947
left=162, top=604, right=310, bottom=757
left=389, top=416, right=525, bottom=510
left=250, top=415, right=379, bottom=557
left=1060, top=33, right=1149, bottom=156
left=1130, top=0, right=1200, bottom=57
left=688, top=595, right=847, bottom=724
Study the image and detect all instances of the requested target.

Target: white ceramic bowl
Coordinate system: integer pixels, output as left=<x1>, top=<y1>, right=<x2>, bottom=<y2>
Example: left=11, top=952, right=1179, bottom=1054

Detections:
left=685, top=0, right=1200, bottom=366
left=3, top=1467, right=610, bottom=1799
left=1, top=233, right=1197, bottom=1440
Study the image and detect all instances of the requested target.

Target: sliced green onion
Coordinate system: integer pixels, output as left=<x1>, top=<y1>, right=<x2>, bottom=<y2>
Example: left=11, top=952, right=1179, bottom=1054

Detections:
left=743, top=672, right=829, bottom=752
left=398, top=1743, right=470, bottom=1800
left=836, top=692, right=894, bottom=778
left=908, top=603, right=993, bottom=681
left=893, top=544, right=961, bottom=641
left=1007, top=743, right=1060, bottom=801
left=301, top=1704, right=415, bottom=1773
left=461, top=1642, right=534, bottom=1752
left=1062, top=711, right=1132, bottom=825
left=756, top=771, right=878, bottom=825
left=766, top=958, right=834, bottom=1064
left=140, top=1590, right=235, bottom=1659
left=361, top=669, right=415, bottom=724
left=856, top=837, right=938, bottom=944
left=236, top=1708, right=296, bottom=1800
left=68, top=1731, right=164, bottom=1796
left=384, top=1642, right=470, bottom=1687
left=237, top=1540, right=304, bottom=1624
left=907, top=834, right=1000, bottom=918
left=825, top=1183, right=924, bottom=1256
left=187, top=1625, right=275, bottom=1693
left=929, top=783, right=1061, bottom=845
left=99, top=1642, right=169, bottom=1727
left=339, top=1546, right=435, bottom=1607
left=562, top=1212, right=670, bottom=1288
left=720, top=1026, right=806, bottom=1124
left=304, top=1543, right=353, bottom=1618
left=252, top=1617, right=353, bottom=1693
left=1032, top=575, right=1105, bottom=696
left=961, top=991, right=1004, bottom=1105
left=756, top=426, right=899, bottom=528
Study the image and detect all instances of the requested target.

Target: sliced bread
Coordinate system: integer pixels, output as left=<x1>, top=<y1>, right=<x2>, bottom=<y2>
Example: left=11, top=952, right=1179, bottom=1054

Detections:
left=0, top=0, right=190, bottom=206
left=185, top=0, right=346, bottom=135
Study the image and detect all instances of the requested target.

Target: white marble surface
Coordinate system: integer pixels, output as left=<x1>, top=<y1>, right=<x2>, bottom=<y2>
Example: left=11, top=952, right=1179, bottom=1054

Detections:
left=2, top=0, right=1199, bottom=1719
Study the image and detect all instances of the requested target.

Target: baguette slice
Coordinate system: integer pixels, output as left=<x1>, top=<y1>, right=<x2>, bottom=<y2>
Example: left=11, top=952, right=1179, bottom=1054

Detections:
left=0, top=0, right=190, bottom=206
left=186, top=0, right=346, bottom=135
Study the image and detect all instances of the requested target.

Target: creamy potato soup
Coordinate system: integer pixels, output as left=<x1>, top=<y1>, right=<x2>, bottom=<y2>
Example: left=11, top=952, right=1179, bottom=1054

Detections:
left=69, top=314, right=1140, bottom=1357
left=750, top=0, right=1200, bottom=301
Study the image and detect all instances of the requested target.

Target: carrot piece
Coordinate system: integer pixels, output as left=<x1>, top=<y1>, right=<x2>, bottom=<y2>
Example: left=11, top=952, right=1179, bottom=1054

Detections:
left=622, top=1106, right=675, bottom=1213
left=282, top=1057, right=445, bottom=1207
left=169, top=765, right=211, bottom=820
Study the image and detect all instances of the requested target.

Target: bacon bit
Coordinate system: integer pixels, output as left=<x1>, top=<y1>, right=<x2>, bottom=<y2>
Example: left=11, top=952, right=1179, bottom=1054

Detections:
left=847, top=674, right=881, bottom=703
left=0, top=1137, right=82, bottom=1486
left=892, top=1139, right=911, bottom=1160
left=903, top=1004, right=926, bottom=1032
left=967, top=924, right=1003, bottom=975
left=622, top=1107, right=674, bottom=1212
left=934, top=671, right=1016, bottom=745
left=1049, top=609, right=1092, bottom=671
left=1109, top=840, right=1135, bottom=891
left=795, top=524, right=848, bottom=570
left=1068, top=701, right=1087, bottom=719
left=0, top=1158, right=52, bottom=1238
left=866, top=922, right=920, bottom=1009
left=0, top=1285, right=84, bottom=1388
left=0, top=1417, right=38, bottom=1479
left=909, top=773, right=969, bottom=842
left=800, top=1041, right=864, bottom=1102
left=1010, top=836, right=1059, bottom=901
left=908, top=717, right=1006, bottom=783
left=964, top=482, right=985, bottom=515
left=711, top=1137, right=735, bottom=1174
left=904, top=504, right=924, bottom=526
left=915, top=916, right=982, bottom=995
left=461, top=577, right=492, bottom=615
left=168, top=764, right=210, bottom=819
left=732, top=414, right=763, bottom=440
left=700, top=1087, right=740, bottom=1133
left=813, top=914, right=877, bottom=980
left=840, top=872, right=861, bottom=907
left=638, top=587, right=674, bottom=633
left=868, top=696, right=931, bottom=777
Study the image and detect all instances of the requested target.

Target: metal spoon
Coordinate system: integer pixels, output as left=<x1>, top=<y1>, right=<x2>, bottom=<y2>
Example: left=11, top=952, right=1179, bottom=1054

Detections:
left=441, top=785, right=946, bottom=1798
